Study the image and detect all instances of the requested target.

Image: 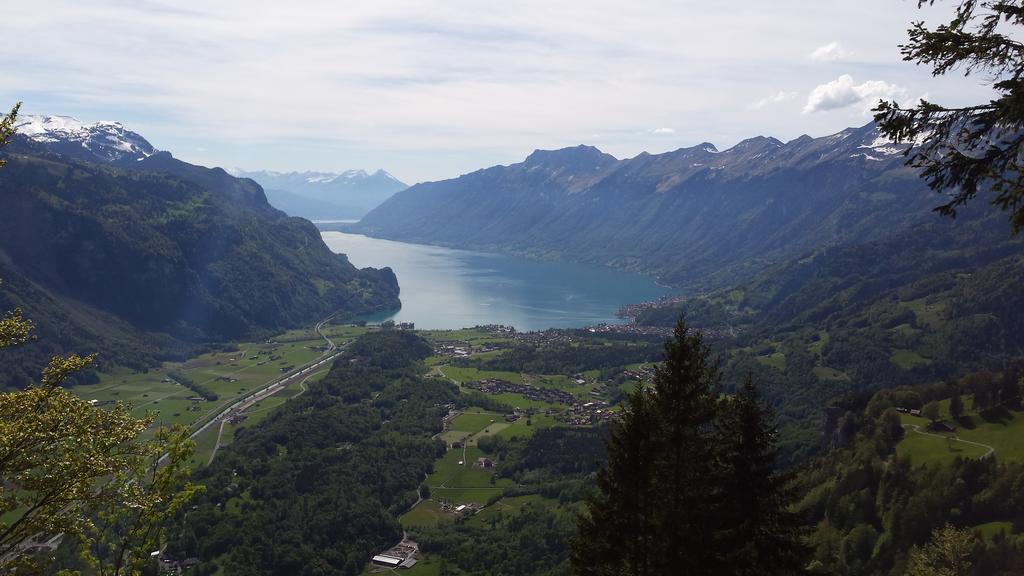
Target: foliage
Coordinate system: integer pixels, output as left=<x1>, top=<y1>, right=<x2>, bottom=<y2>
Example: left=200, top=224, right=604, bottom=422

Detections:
left=416, top=503, right=574, bottom=576
left=167, top=332, right=454, bottom=575
left=572, top=319, right=805, bottom=575
left=0, top=295, right=201, bottom=574
left=875, top=0, right=1024, bottom=232
left=0, top=102, right=20, bottom=169
left=905, top=524, right=979, bottom=576
left=797, top=386, right=1024, bottom=575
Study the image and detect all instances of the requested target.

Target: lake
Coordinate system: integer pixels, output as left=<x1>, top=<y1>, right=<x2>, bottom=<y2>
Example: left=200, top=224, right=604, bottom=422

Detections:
left=320, top=231, right=671, bottom=331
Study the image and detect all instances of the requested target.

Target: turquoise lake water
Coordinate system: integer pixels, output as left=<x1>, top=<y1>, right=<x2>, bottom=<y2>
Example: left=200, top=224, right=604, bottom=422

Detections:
left=321, top=231, right=671, bottom=331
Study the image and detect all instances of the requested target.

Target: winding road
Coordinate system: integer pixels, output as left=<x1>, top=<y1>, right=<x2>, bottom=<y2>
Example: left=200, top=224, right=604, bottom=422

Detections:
left=903, top=423, right=995, bottom=458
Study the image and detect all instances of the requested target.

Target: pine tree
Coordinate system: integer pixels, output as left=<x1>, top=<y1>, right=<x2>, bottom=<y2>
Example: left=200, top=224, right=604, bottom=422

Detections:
left=648, top=320, right=722, bottom=575
left=573, top=385, right=660, bottom=576
left=874, top=1, right=1024, bottom=232
left=718, top=378, right=807, bottom=576
left=575, top=319, right=805, bottom=576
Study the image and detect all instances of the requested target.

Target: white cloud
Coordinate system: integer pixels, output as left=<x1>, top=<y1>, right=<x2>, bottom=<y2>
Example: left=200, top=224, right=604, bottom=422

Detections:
left=650, top=127, right=675, bottom=135
left=809, top=42, right=852, bottom=62
left=802, top=74, right=907, bottom=114
left=749, top=91, right=798, bottom=110
left=0, top=1, right=992, bottom=181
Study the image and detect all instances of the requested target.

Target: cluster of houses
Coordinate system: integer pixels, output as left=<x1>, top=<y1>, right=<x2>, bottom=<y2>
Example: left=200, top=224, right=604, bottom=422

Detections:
left=616, top=295, right=689, bottom=320
left=560, top=400, right=615, bottom=425
left=464, top=378, right=577, bottom=405
left=433, top=340, right=502, bottom=358
left=511, top=329, right=576, bottom=346
left=621, top=365, right=657, bottom=381
left=437, top=501, right=483, bottom=517
left=587, top=323, right=674, bottom=337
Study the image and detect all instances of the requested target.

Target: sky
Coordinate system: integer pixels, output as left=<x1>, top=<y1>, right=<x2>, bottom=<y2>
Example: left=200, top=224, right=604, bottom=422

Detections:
left=0, top=0, right=999, bottom=184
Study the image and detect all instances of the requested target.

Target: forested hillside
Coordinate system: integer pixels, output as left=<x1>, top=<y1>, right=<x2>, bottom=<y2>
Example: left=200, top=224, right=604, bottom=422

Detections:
left=353, top=123, right=941, bottom=290
left=0, top=124, right=401, bottom=388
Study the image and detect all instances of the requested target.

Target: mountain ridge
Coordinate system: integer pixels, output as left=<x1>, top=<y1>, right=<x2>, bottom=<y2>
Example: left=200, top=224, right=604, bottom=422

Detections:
left=0, top=116, right=401, bottom=387
left=351, top=121, right=923, bottom=290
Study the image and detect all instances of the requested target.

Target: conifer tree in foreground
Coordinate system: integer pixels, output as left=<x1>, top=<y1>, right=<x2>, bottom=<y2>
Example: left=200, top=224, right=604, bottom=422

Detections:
left=572, top=319, right=806, bottom=575
left=718, top=378, right=807, bottom=576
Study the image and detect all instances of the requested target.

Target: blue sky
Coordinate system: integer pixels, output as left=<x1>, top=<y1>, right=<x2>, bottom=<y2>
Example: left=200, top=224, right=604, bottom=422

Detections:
left=1, top=0, right=996, bottom=184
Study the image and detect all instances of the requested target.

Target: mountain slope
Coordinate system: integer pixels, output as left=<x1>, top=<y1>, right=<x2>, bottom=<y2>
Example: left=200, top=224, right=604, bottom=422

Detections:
left=237, top=169, right=407, bottom=220
left=0, top=116, right=400, bottom=386
left=352, top=124, right=935, bottom=289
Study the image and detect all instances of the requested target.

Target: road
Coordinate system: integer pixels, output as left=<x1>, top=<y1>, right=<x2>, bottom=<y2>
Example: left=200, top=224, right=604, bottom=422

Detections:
left=159, top=313, right=343, bottom=464
left=206, top=367, right=327, bottom=465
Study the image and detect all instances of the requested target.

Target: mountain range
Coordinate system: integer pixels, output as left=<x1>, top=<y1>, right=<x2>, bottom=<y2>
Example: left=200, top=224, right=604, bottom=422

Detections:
left=235, top=168, right=407, bottom=220
left=352, top=123, right=943, bottom=290
left=0, top=115, right=400, bottom=388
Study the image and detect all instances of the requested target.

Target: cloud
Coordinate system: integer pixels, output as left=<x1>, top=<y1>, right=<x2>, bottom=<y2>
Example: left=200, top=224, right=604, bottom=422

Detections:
left=749, top=91, right=798, bottom=110
left=802, top=74, right=906, bottom=114
left=0, top=1, right=990, bottom=181
left=650, top=127, right=675, bottom=135
left=809, top=42, right=851, bottom=62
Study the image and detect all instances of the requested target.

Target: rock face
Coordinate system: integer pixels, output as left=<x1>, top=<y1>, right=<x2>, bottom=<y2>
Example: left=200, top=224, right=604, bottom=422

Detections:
left=352, top=122, right=932, bottom=289
left=0, top=115, right=400, bottom=387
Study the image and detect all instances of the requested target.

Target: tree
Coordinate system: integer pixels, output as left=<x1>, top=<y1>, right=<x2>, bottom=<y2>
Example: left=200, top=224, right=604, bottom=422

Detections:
left=0, top=103, right=202, bottom=574
left=905, top=524, right=978, bottom=576
left=0, top=102, right=21, bottom=170
left=874, top=1, right=1024, bottom=232
left=572, top=384, right=660, bottom=575
left=717, top=378, right=808, bottom=575
left=573, top=319, right=805, bottom=576
left=949, top=393, right=964, bottom=420
left=922, top=400, right=942, bottom=422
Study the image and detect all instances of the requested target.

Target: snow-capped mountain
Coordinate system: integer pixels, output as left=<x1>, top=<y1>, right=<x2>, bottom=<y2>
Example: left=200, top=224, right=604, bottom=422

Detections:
left=235, top=168, right=408, bottom=220
left=13, top=115, right=156, bottom=164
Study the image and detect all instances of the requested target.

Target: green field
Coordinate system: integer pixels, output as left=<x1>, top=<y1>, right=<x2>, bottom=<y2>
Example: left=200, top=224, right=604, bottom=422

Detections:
left=896, top=398, right=1024, bottom=465
left=72, top=333, right=333, bottom=468
left=441, top=365, right=524, bottom=384
left=400, top=499, right=448, bottom=528
left=755, top=351, right=786, bottom=370
left=494, top=413, right=556, bottom=440
left=812, top=366, right=849, bottom=382
left=807, top=330, right=830, bottom=356
left=465, top=494, right=552, bottom=528
left=890, top=349, right=931, bottom=369
left=896, top=425, right=990, bottom=466
left=973, top=521, right=1019, bottom=543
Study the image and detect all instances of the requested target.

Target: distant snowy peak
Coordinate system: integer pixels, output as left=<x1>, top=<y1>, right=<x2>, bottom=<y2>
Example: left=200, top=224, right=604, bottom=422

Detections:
left=15, top=114, right=156, bottom=163
left=306, top=169, right=403, bottom=184
left=237, top=168, right=405, bottom=187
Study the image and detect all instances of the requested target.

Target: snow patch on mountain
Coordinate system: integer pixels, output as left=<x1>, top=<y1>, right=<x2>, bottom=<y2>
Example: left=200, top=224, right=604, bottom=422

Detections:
left=15, top=115, right=156, bottom=162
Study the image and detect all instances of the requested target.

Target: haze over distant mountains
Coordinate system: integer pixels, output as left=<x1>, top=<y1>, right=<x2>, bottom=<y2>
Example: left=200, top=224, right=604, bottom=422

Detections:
left=352, top=123, right=950, bottom=290
left=235, top=168, right=407, bottom=220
